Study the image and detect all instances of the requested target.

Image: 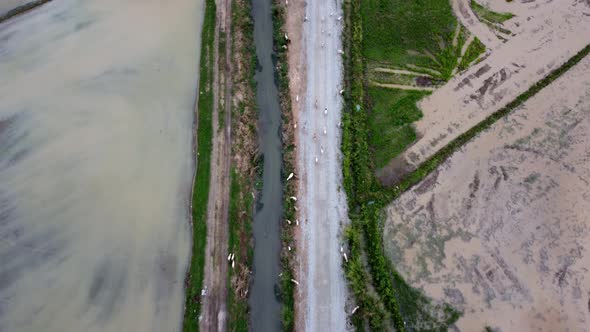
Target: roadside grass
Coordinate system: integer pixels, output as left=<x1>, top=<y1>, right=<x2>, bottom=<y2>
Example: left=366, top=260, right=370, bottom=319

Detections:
left=470, top=0, right=514, bottom=24
left=272, top=0, right=296, bottom=330
left=458, top=37, right=486, bottom=72
left=183, top=0, right=216, bottom=330
left=367, top=88, right=428, bottom=169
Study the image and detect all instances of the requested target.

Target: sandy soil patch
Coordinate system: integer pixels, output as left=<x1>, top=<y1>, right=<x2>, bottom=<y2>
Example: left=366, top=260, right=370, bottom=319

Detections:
left=380, top=0, right=590, bottom=185
left=383, top=54, right=590, bottom=331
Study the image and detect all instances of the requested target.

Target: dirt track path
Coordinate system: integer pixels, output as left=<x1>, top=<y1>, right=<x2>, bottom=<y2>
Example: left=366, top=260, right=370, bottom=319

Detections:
left=295, top=0, right=350, bottom=330
left=451, top=0, right=502, bottom=49
left=199, top=0, right=232, bottom=330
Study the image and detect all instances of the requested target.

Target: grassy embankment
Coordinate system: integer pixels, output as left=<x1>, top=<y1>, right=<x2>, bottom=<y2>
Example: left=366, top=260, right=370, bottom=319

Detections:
left=272, top=1, right=297, bottom=330
left=341, top=0, right=590, bottom=327
left=182, top=0, right=216, bottom=330
left=226, top=0, right=259, bottom=330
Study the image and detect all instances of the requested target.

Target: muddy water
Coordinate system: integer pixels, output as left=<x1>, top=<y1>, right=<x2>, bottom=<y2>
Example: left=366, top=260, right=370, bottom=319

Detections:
left=248, top=0, right=283, bottom=330
left=0, top=0, right=204, bottom=331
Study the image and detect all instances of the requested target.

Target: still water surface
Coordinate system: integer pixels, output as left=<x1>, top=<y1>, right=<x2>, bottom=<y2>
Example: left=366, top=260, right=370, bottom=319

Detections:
left=0, top=0, right=203, bottom=331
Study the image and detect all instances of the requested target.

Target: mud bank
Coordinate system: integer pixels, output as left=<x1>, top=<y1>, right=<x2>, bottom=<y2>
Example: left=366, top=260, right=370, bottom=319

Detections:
left=0, top=0, right=204, bottom=331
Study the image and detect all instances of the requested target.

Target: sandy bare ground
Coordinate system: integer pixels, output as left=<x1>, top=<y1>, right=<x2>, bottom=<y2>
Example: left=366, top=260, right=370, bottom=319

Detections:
left=294, top=0, right=350, bottom=330
left=451, top=0, right=502, bottom=49
left=383, top=54, right=590, bottom=331
left=380, top=0, right=590, bottom=185
left=199, top=0, right=232, bottom=330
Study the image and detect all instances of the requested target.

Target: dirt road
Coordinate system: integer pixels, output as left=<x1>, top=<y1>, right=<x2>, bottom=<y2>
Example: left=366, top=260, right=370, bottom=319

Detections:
left=384, top=54, right=590, bottom=332
left=199, top=0, right=232, bottom=330
left=295, top=0, right=350, bottom=330
left=381, top=0, right=590, bottom=184
left=451, top=0, right=501, bottom=49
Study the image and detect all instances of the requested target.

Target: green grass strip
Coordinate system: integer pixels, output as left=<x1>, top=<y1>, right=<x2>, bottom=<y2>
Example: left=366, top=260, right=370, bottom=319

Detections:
left=272, top=1, right=296, bottom=330
left=226, top=0, right=258, bottom=329
left=0, top=0, right=51, bottom=23
left=470, top=0, right=514, bottom=24
left=458, top=37, right=486, bottom=72
left=182, top=0, right=216, bottom=330
left=227, top=170, right=253, bottom=332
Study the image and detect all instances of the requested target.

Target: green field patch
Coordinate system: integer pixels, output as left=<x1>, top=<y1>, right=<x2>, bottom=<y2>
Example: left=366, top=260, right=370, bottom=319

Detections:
left=458, top=37, right=486, bottom=72
left=471, top=0, right=514, bottom=24
left=361, top=0, right=458, bottom=71
left=367, top=88, right=429, bottom=169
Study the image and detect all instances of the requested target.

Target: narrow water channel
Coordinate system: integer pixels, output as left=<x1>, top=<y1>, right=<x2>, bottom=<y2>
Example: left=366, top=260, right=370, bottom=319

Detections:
left=249, top=0, right=283, bottom=330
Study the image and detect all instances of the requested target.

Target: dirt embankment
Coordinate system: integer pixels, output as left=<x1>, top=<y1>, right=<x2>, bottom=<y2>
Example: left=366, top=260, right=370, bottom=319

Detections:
left=283, top=0, right=306, bottom=329
left=384, top=54, right=590, bottom=331
left=199, top=0, right=233, bottom=330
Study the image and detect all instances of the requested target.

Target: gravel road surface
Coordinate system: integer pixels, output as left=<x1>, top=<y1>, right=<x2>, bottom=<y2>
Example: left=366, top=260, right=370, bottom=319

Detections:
left=297, top=0, right=350, bottom=330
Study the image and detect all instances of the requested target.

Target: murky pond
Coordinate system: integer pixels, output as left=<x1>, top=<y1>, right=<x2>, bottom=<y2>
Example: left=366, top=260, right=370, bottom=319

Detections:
left=0, top=0, right=203, bottom=331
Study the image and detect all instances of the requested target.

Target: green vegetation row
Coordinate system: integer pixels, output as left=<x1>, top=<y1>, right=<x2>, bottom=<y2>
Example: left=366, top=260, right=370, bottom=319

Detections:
left=272, top=1, right=296, bottom=330
left=470, top=0, right=514, bottom=24
left=0, top=0, right=51, bottom=23
left=457, top=37, right=486, bottom=72
left=226, top=0, right=259, bottom=330
left=182, top=0, right=216, bottom=330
